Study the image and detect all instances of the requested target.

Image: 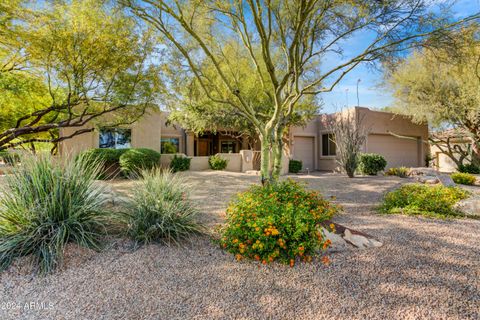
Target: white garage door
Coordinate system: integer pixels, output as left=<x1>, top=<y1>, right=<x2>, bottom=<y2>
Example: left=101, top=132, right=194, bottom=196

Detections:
left=293, top=136, right=315, bottom=171
left=367, top=134, right=419, bottom=168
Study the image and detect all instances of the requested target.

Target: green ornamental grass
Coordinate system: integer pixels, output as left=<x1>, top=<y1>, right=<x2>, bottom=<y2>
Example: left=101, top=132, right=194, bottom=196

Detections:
left=121, top=169, right=204, bottom=246
left=0, top=154, right=109, bottom=273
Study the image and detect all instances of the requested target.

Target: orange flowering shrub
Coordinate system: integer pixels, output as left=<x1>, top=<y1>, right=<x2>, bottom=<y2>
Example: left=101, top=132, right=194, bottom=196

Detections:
left=218, top=179, right=339, bottom=266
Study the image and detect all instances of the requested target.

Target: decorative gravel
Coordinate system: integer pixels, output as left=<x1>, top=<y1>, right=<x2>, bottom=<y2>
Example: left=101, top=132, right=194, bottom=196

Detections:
left=0, top=171, right=479, bottom=319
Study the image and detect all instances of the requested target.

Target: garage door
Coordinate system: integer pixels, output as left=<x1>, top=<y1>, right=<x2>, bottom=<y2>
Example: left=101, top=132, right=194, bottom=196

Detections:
left=293, top=136, right=315, bottom=171
left=367, top=134, right=419, bottom=168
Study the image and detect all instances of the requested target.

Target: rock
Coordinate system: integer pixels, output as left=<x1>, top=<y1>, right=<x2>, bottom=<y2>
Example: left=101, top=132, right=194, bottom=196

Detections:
left=453, top=197, right=480, bottom=217
left=415, top=176, right=439, bottom=184
left=321, top=228, right=348, bottom=252
left=343, top=229, right=383, bottom=249
left=409, top=167, right=438, bottom=177
left=437, top=174, right=456, bottom=187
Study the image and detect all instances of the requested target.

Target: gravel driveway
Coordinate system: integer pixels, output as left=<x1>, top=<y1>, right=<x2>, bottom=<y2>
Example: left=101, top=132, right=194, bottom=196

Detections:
left=0, top=171, right=479, bottom=320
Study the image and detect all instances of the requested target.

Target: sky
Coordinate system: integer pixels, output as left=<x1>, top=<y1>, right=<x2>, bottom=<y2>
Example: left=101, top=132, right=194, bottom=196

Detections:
left=320, top=0, right=480, bottom=114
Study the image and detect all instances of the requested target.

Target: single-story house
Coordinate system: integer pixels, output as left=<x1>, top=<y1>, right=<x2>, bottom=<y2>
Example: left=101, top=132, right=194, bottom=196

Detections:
left=429, top=129, right=475, bottom=172
left=59, top=107, right=429, bottom=173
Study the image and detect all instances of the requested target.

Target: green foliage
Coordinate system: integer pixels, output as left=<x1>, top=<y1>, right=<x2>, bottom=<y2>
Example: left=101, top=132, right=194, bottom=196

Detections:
left=385, top=167, right=409, bottom=178
left=288, top=159, right=302, bottom=173
left=387, top=28, right=480, bottom=165
left=0, top=154, right=109, bottom=273
left=79, top=148, right=127, bottom=179
left=208, top=154, right=228, bottom=170
left=0, top=0, right=162, bottom=150
left=170, top=155, right=191, bottom=172
left=0, top=150, right=20, bottom=165
left=162, top=141, right=177, bottom=154
left=451, top=172, right=476, bottom=185
left=380, top=184, right=469, bottom=218
left=218, top=180, right=339, bottom=266
left=457, top=163, right=480, bottom=174
left=119, top=148, right=161, bottom=177
left=358, top=153, right=387, bottom=175
left=121, top=169, right=204, bottom=245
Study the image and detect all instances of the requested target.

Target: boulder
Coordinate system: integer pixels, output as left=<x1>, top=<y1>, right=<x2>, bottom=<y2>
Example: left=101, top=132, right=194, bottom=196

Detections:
left=437, top=174, right=456, bottom=187
left=321, top=228, right=348, bottom=252
left=343, top=229, right=383, bottom=249
left=453, top=197, right=480, bottom=217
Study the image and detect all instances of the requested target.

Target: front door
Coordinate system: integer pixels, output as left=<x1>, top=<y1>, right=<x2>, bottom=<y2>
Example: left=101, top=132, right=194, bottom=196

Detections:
left=198, top=139, right=210, bottom=156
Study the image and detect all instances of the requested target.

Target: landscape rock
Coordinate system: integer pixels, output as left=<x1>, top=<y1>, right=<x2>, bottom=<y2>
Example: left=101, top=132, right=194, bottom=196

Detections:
left=453, top=196, right=480, bottom=217
left=320, top=228, right=348, bottom=252
left=437, top=174, right=456, bottom=187
left=343, top=229, right=383, bottom=249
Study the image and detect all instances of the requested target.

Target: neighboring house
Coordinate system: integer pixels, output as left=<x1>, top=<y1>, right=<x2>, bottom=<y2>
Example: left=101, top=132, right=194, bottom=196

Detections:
left=430, top=129, right=473, bottom=172
left=59, top=107, right=429, bottom=172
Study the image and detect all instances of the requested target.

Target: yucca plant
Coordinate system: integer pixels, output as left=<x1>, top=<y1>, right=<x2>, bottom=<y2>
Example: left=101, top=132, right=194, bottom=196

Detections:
left=0, top=154, right=109, bottom=274
left=122, top=169, right=204, bottom=246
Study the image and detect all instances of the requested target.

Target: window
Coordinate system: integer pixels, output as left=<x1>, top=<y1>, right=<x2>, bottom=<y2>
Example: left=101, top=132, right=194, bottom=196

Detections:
left=321, top=133, right=336, bottom=156
left=99, top=128, right=131, bottom=149
left=161, top=137, right=180, bottom=154
left=220, top=141, right=236, bottom=153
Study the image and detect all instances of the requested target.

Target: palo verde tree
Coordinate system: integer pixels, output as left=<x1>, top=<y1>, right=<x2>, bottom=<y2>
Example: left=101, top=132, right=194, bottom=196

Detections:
left=124, top=0, right=478, bottom=183
left=164, top=42, right=319, bottom=149
left=387, top=27, right=480, bottom=167
left=0, top=0, right=162, bottom=152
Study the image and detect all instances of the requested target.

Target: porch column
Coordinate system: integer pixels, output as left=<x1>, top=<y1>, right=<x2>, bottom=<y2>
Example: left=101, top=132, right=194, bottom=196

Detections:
left=241, top=136, right=249, bottom=150
left=186, top=132, right=195, bottom=156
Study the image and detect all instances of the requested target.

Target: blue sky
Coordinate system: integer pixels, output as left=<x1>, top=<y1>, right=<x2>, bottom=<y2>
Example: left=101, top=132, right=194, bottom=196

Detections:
left=320, top=0, right=480, bottom=113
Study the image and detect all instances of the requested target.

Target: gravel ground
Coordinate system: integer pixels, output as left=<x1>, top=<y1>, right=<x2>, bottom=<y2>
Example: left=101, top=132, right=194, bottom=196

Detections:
left=0, top=171, right=479, bottom=320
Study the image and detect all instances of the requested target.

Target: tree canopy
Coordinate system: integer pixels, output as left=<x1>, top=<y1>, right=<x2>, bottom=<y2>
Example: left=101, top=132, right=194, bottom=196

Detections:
left=124, top=0, right=479, bottom=182
left=0, top=0, right=163, bottom=151
left=387, top=27, right=480, bottom=166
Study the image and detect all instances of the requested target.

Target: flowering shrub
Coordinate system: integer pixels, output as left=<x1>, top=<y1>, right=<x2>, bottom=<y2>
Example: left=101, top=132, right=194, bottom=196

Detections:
left=380, top=183, right=469, bottom=217
left=218, top=179, right=339, bottom=266
left=451, top=172, right=476, bottom=185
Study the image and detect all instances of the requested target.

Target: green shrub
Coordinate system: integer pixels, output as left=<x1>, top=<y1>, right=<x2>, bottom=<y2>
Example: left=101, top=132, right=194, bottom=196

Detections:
left=457, top=163, right=480, bottom=174
left=79, top=148, right=127, bottom=179
left=170, top=155, right=191, bottom=172
left=358, top=153, right=387, bottom=175
left=0, top=154, right=109, bottom=273
left=208, top=154, right=228, bottom=170
left=451, top=172, right=476, bottom=185
left=288, top=159, right=302, bottom=173
left=162, top=141, right=177, bottom=154
left=85, top=149, right=124, bottom=177
left=119, top=148, right=161, bottom=177
left=0, top=151, right=20, bottom=166
left=385, top=166, right=409, bottom=178
left=121, top=169, right=204, bottom=245
left=380, top=183, right=469, bottom=218
left=218, top=180, right=339, bottom=266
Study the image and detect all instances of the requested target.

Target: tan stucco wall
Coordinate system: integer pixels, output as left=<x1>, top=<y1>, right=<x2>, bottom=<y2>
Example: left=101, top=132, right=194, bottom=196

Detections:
left=59, top=109, right=185, bottom=157
left=289, top=107, right=430, bottom=171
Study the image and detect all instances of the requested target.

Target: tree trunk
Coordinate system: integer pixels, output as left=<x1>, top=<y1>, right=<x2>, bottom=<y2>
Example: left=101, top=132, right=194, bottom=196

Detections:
left=259, top=133, right=272, bottom=185
left=271, top=128, right=284, bottom=180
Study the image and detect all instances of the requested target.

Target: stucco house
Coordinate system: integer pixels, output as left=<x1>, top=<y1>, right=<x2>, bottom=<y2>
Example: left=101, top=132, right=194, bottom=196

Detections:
left=59, top=107, right=429, bottom=173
